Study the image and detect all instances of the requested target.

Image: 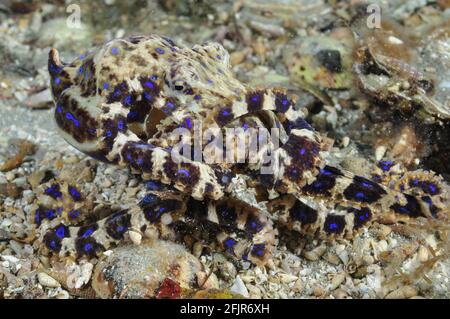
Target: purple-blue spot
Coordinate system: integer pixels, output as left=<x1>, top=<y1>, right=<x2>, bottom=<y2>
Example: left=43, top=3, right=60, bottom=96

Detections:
left=145, top=81, right=155, bottom=89
left=251, top=244, right=265, bottom=257
left=49, top=240, right=57, bottom=250
left=329, top=223, right=338, bottom=230
left=143, top=92, right=153, bottom=100
left=118, top=120, right=125, bottom=131
left=69, top=210, right=80, bottom=219
left=45, top=209, right=56, bottom=219
left=54, top=77, right=61, bottom=85
left=155, top=48, right=165, bottom=54
left=145, top=180, right=163, bottom=190
left=116, top=225, right=125, bottom=233
left=65, top=112, right=80, bottom=127
left=142, top=194, right=158, bottom=205
left=84, top=243, right=93, bottom=252
left=123, top=95, right=132, bottom=105
left=44, top=184, right=62, bottom=199
left=55, top=226, right=66, bottom=239
left=127, top=110, right=138, bottom=121
left=378, top=160, right=394, bottom=172
left=68, top=186, right=81, bottom=201
left=183, top=118, right=192, bottom=130
left=111, top=47, right=119, bottom=55
left=361, top=181, right=372, bottom=188
left=81, top=228, right=94, bottom=238
left=224, top=238, right=237, bottom=252
left=177, top=168, right=190, bottom=178
left=103, top=82, right=109, bottom=90
left=355, top=192, right=365, bottom=200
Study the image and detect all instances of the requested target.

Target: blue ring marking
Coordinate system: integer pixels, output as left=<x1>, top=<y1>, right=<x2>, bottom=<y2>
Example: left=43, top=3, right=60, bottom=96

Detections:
left=81, top=228, right=94, bottom=238
left=142, top=194, right=158, bottom=205
left=118, top=120, right=125, bottom=131
left=84, top=242, right=93, bottom=252
left=68, top=210, right=81, bottom=219
left=328, top=223, right=338, bottom=230
left=145, top=180, right=163, bottom=190
left=68, top=186, right=82, bottom=201
left=45, top=209, right=56, bottom=219
left=116, top=225, right=125, bottom=233
left=49, top=240, right=57, bottom=250
left=354, top=192, right=366, bottom=200
left=145, top=81, right=155, bottom=89
left=251, top=244, right=265, bottom=257
left=123, top=95, right=133, bottom=106
left=183, top=118, right=193, bottom=130
left=55, top=225, right=66, bottom=239
left=65, top=112, right=80, bottom=127
left=224, top=238, right=237, bottom=253
left=44, top=184, right=62, bottom=199
left=177, top=168, right=190, bottom=178
left=143, top=92, right=153, bottom=100
left=378, top=160, right=394, bottom=172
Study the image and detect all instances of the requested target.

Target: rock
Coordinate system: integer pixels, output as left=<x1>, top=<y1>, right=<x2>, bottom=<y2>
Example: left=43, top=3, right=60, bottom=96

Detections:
left=92, top=240, right=202, bottom=298
left=333, top=288, right=349, bottom=299
left=24, top=89, right=53, bottom=109
left=128, top=230, right=142, bottom=245
left=279, top=273, right=298, bottom=284
left=330, top=272, right=346, bottom=290
left=292, top=278, right=303, bottom=293
left=303, top=244, right=327, bottom=261
left=197, top=271, right=219, bottom=290
left=385, top=286, right=418, bottom=299
left=37, top=272, right=60, bottom=288
left=229, top=275, right=249, bottom=298
left=66, top=261, right=93, bottom=289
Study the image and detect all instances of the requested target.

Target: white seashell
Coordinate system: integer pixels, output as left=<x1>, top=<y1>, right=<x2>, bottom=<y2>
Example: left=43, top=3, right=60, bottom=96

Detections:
left=38, top=272, right=60, bottom=288
left=128, top=230, right=142, bottom=245
left=230, top=275, right=249, bottom=298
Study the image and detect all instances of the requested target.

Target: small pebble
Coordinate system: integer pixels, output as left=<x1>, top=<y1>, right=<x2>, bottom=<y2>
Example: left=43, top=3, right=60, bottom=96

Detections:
left=330, top=272, right=346, bottom=290
left=38, top=272, right=60, bottom=288
left=385, top=286, right=418, bottom=299
left=128, top=230, right=142, bottom=245
left=230, top=275, right=249, bottom=298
